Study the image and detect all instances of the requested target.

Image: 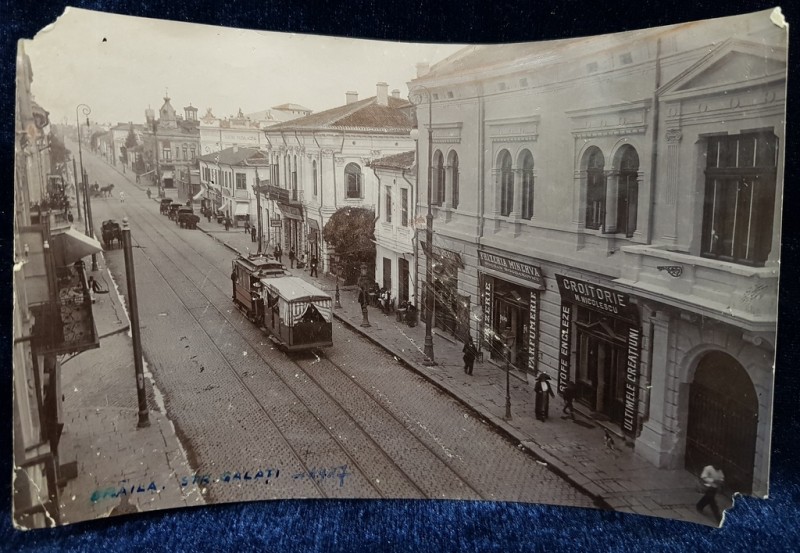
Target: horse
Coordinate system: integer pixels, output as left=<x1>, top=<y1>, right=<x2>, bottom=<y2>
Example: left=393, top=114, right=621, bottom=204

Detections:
left=100, top=184, right=115, bottom=197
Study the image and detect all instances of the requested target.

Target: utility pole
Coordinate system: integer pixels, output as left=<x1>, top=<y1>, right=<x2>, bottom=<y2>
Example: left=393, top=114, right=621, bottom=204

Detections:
left=76, top=103, right=98, bottom=271
left=254, top=168, right=263, bottom=255
left=71, top=155, right=82, bottom=223
left=121, top=217, right=150, bottom=428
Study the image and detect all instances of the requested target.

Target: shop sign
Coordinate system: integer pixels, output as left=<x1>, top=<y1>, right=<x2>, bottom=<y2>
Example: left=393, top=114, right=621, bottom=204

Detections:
left=421, top=242, right=464, bottom=269
left=528, top=291, right=539, bottom=374
left=478, top=251, right=544, bottom=288
left=270, top=219, right=282, bottom=227
left=623, top=327, right=641, bottom=436
left=482, top=277, right=494, bottom=346
left=558, top=303, right=572, bottom=394
left=555, top=275, right=639, bottom=324
left=278, top=203, right=303, bottom=220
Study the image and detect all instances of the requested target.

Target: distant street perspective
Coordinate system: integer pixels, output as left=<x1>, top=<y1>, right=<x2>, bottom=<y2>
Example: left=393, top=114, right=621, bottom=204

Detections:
left=13, top=8, right=785, bottom=529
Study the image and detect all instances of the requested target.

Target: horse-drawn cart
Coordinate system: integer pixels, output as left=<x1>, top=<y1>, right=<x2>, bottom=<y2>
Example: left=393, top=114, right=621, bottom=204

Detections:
left=101, top=220, right=122, bottom=250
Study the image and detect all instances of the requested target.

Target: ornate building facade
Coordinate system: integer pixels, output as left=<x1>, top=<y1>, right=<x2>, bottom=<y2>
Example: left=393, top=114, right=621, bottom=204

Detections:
left=409, top=12, right=785, bottom=495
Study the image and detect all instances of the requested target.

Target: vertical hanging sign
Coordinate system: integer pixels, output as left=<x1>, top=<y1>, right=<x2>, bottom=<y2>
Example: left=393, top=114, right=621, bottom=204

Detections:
left=482, top=277, right=494, bottom=347
left=528, top=291, right=538, bottom=374
left=623, top=326, right=641, bottom=435
left=558, top=303, right=572, bottom=394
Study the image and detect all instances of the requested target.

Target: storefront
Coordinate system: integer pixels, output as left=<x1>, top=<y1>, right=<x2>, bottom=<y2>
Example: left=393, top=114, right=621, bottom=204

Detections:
left=277, top=203, right=303, bottom=254
left=421, top=242, right=468, bottom=341
left=478, top=250, right=544, bottom=373
left=307, top=219, right=320, bottom=262
left=555, top=275, right=641, bottom=435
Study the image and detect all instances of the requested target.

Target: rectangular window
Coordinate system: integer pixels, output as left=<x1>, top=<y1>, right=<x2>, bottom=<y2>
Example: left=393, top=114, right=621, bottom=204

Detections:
left=401, top=188, right=409, bottom=227
left=702, top=131, right=777, bottom=266
left=162, top=147, right=172, bottom=161
left=236, top=173, right=246, bottom=190
left=385, top=186, right=392, bottom=223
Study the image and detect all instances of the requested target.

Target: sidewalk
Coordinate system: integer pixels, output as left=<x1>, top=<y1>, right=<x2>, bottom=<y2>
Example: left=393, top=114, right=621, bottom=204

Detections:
left=56, top=179, right=205, bottom=523
left=200, top=224, right=730, bottom=526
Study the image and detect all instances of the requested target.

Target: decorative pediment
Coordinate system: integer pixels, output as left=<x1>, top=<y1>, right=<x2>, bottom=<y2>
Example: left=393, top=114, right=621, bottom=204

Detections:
left=567, top=100, right=651, bottom=139
left=659, top=39, right=786, bottom=98
left=486, top=115, right=539, bottom=143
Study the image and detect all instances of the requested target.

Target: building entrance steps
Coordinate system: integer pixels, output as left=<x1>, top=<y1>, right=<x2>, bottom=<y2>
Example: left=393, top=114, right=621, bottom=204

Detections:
left=199, top=226, right=732, bottom=525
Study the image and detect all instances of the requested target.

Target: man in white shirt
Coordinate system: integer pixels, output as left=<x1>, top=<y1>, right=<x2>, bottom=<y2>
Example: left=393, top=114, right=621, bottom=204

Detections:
left=696, top=464, right=725, bottom=522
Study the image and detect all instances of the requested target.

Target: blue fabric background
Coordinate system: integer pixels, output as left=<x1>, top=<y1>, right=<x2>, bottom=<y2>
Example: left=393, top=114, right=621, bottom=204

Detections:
left=2, top=1, right=798, bottom=551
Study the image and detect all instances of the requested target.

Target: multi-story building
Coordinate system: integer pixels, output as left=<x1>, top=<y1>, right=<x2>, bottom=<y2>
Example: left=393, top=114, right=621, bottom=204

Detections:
left=197, top=146, right=270, bottom=230
left=262, top=83, right=415, bottom=272
left=13, top=44, right=101, bottom=528
left=198, top=104, right=312, bottom=156
left=369, top=151, right=417, bottom=305
left=143, top=96, right=200, bottom=200
left=109, top=122, right=146, bottom=172
left=408, top=13, right=785, bottom=496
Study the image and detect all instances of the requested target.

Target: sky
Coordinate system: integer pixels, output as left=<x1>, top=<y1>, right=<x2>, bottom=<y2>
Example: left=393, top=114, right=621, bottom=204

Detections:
left=24, top=8, right=464, bottom=126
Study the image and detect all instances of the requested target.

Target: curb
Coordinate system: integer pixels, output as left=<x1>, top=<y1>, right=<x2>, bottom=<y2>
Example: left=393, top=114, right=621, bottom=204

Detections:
left=194, top=230, right=611, bottom=509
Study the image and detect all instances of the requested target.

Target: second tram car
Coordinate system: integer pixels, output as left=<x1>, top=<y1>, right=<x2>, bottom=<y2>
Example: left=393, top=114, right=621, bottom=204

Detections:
left=232, top=254, right=333, bottom=351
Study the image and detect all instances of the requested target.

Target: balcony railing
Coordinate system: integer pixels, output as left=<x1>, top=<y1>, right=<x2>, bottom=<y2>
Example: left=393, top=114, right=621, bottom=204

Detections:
left=30, top=263, right=99, bottom=356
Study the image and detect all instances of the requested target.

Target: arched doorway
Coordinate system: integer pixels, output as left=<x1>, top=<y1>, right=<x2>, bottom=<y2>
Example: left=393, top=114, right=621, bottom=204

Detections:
left=685, top=351, right=758, bottom=493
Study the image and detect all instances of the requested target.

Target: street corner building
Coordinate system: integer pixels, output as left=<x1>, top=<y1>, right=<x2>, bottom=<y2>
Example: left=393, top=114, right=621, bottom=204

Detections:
left=407, top=9, right=786, bottom=497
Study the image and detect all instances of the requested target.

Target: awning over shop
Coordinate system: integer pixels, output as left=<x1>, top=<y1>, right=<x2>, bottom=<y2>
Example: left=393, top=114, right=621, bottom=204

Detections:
left=278, top=203, right=303, bottom=220
left=56, top=228, right=103, bottom=265
left=161, top=170, right=174, bottom=180
left=308, top=219, right=320, bottom=232
left=234, top=202, right=250, bottom=216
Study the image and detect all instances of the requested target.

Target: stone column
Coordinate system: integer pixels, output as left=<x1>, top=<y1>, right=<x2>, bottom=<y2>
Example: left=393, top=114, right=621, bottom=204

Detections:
left=636, top=309, right=675, bottom=467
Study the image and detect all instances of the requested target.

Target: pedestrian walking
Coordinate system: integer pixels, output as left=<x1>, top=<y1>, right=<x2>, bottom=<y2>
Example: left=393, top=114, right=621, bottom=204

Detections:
left=224, top=216, right=231, bottom=231
left=250, top=226, right=257, bottom=243
left=207, top=210, right=212, bottom=223
left=244, top=220, right=251, bottom=234
left=696, top=464, right=725, bottom=523
left=534, top=373, right=555, bottom=422
left=276, top=245, right=283, bottom=263
left=310, top=255, right=318, bottom=277
left=119, top=191, right=126, bottom=203
left=462, top=335, right=477, bottom=375
left=67, top=211, right=74, bottom=223
left=289, top=247, right=296, bottom=268
left=146, top=188, right=151, bottom=199
left=562, top=381, right=577, bottom=420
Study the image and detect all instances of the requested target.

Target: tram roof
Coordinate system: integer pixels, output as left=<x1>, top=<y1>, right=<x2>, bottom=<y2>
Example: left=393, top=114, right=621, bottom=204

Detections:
left=261, top=276, right=331, bottom=303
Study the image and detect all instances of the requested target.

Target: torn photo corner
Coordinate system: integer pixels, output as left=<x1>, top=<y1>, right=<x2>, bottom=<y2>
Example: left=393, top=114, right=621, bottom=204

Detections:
left=12, top=6, right=787, bottom=529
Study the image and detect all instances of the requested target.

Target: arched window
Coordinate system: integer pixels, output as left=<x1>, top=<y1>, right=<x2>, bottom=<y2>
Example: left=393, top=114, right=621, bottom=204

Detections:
left=312, top=160, right=318, bottom=196
left=498, top=150, right=513, bottom=216
left=584, top=147, right=606, bottom=230
left=433, top=150, right=445, bottom=206
left=616, top=146, right=639, bottom=237
left=345, top=163, right=362, bottom=198
left=449, top=151, right=460, bottom=209
left=520, top=150, right=534, bottom=220
left=182, top=144, right=188, bottom=161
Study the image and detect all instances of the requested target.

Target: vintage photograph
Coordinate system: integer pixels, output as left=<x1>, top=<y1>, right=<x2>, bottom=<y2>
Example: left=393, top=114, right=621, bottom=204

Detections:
left=12, top=7, right=787, bottom=529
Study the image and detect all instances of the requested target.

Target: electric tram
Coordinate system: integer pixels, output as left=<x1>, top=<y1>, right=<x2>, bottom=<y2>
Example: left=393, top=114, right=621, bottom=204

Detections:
left=231, top=254, right=333, bottom=351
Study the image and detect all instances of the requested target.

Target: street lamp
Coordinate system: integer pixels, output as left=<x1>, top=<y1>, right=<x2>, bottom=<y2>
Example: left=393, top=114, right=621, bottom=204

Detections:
left=75, top=103, right=98, bottom=272
left=254, top=168, right=264, bottom=255
left=150, top=119, right=163, bottom=198
left=409, top=85, right=436, bottom=366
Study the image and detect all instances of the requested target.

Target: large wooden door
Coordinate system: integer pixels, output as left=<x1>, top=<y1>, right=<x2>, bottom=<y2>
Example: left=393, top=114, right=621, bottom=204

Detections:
left=686, top=351, right=758, bottom=493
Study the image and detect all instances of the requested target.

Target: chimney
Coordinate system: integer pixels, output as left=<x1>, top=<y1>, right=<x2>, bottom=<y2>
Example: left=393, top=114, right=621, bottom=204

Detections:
left=346, top=91, right=359, bottom=104
left=416, top=62, right=430, bottom=78
left=391, top=89, right=401, bottom=99
left=376, top=82, right=389, bottom=106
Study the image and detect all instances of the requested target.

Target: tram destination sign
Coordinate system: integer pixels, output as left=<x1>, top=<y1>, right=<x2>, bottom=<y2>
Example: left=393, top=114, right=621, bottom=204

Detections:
left=478, top=251, right=544, bottom=288
left=555, top=275, right=639, bottom=324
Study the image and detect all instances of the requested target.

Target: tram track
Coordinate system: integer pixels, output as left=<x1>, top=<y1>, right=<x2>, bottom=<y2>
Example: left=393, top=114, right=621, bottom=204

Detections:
left=93, top=183, right=485, bottom=500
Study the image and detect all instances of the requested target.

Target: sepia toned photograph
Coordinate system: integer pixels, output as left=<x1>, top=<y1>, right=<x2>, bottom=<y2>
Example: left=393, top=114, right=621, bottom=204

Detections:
left=12, top=6, right=787, bottom=530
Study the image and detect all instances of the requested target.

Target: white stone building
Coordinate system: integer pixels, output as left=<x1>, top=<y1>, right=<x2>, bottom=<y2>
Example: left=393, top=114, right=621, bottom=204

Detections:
left=408, top=12, right=786, bottom=496
left=262, top=83, right=415, bottom=274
